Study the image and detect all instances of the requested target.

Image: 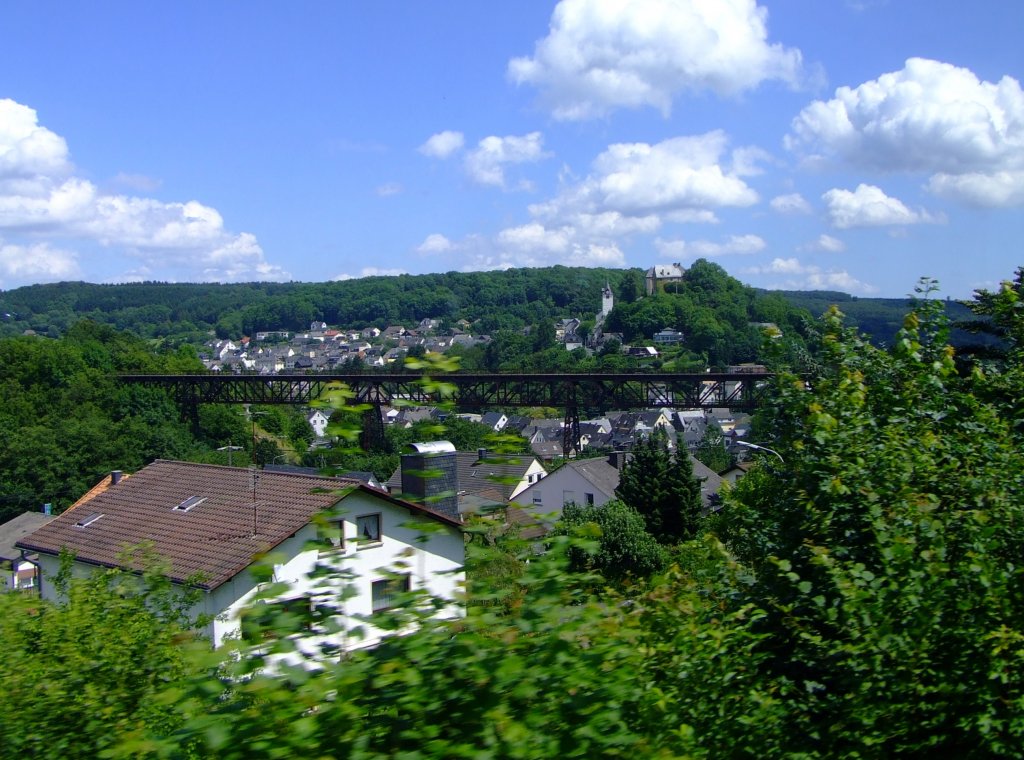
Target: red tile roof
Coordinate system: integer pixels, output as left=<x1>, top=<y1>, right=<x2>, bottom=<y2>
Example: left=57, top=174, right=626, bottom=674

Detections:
left=17, top=460, right=458, bottom=590
left=64, top=472, right=131, bottom=512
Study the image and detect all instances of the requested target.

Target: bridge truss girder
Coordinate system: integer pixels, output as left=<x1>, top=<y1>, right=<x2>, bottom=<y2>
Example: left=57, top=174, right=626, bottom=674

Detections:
left=122, top=372, right=772, bottom=456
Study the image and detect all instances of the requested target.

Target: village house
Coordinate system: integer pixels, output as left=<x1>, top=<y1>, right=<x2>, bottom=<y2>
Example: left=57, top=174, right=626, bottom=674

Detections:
left=0, top=511, right=56, bottom=592
left=308, top=409, right=331, bottom=438
left=514, top=450, right=725, bottom=531
left=17, top=461, right=465, bottom=652
left=653, top=328, right=684, bottom=345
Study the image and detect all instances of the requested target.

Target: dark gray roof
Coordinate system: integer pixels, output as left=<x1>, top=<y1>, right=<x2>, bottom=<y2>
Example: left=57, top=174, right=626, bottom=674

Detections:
left=530, top=441, right=564, bottom=460
left=504, top=415, right=533, bottom=433
left=0, top=512, right=57, bottom=561
left=481, top=411, right=506, bottom=427
left=385, top=451, right=538, bottom=502
left=17, top=460, right=458, bottom=590
left=690, top=457, right=725, bottom=510
left=563, top=458, right=621, bottom=497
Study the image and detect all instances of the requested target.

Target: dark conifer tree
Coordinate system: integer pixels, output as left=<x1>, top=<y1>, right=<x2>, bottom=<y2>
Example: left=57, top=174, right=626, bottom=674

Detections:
left=616, top=428, right=703, bottom=543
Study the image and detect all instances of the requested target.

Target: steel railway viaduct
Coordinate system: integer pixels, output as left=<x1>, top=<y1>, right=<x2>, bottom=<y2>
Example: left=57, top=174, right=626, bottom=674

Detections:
left=119, top=370, right=773, bottom=456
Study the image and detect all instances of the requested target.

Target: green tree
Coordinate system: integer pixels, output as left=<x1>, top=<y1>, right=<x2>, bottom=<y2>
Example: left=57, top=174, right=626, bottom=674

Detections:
left=0, top=552, right=205, bottom=759
left=701, top=290, right=1024, bottom=755
left=558, top=499, right=666, bottom=581
left=532, top=319, right=557, bottom=352
left=958, top=266, right=1024, bottom=367
left=959, top=268, right=1024, bottom=438
left=253, top=438, right=282, bottom=466
left=615, top=428, right=703, bottom=543
left=618, top=269, right=643, bottom=303
left=694, top=424, right=732, bottom=473
left=665, top=447, right=704, bottom=541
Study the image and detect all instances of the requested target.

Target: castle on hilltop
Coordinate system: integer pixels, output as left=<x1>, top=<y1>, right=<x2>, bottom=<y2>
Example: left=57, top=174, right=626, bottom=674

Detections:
left=645, top=263, right=686, bottom=295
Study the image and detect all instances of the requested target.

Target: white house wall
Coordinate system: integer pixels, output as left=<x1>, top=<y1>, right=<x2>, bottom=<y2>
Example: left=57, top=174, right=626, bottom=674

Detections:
left=36, top=490, right=464, bottom=654
left=203, top=492, right=465, bottom=650
left=515, top=466, right=615, bottom=522
left=509, top=460, right=549, bottom=501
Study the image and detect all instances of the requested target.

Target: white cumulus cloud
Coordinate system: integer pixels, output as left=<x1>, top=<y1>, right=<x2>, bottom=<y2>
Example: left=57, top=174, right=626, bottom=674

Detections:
left=0, top=238, right=79, bottom=287
left=508, top=0, right=804, bottom=120
left=927, top=170, right=1024, bottom=208
left=418, top=130, right=465, bottom=159
left=486, top=234, right=625, bottom=269
left=0, top=98, right=287, bottom=284
left=0, top=99, right=70, bottom=181
left=497, top=223, right=573, bottom=255
left=823, top=184, right=943, bottom=229
left=532, top=131, right=758, bottom=228
left=801, top=234, right=846, bottom=252
left=464, top=132, right=549, bottom=187
left=417, top=222, right=629, bottom=272
left=788, top=58, right=1024, bottom=206
left=744, top=257, right=876, bottom=293
left=770, top=192, right=812, bottom=214
left=416, top=233, right=454, bottom=254
left=655, top=234, right=765, bottom=258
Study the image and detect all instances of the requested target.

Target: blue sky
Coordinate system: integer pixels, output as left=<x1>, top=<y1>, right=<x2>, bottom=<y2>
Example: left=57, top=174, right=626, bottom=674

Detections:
left=0, top=0, right=1021, bottom=297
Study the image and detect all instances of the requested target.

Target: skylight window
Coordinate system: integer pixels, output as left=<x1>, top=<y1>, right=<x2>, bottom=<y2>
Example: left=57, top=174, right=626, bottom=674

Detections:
left=75, top=512, right=103, bottom=528
left=173, top=496, right=207, bottom=512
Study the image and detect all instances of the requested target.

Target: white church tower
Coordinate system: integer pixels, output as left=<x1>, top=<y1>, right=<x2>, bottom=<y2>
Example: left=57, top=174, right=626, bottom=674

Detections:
left=591, top=282, right=615, bottom=349
left=601, top=282, right=614, bottom=316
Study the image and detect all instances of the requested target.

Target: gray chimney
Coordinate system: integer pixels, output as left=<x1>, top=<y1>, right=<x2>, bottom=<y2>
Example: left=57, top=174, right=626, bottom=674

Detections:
left=400, top=441, right=459, bottom=519
left=477, top=447, right=488, bottom=462
left=110, top=470, right=123, bottom=485
left=607, top=451, right=628, bottom=470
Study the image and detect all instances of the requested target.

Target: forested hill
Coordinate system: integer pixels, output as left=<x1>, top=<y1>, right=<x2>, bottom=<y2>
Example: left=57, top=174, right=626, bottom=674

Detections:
left=0, top=262, right=977, bottom=346
left=772, top=288, right=980, bottom=347
left=0, top=267, right=643, bottom=342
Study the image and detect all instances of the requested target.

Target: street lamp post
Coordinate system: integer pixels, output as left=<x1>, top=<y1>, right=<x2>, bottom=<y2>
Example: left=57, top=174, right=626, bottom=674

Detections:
left=216, top=444, right=243, bottom=466
left=735, top=440, right=785, bottom=464
left=248, top=410, right=268, bottom=453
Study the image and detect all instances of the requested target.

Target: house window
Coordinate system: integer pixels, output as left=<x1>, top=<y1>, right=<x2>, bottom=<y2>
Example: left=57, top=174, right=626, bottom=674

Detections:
left=355, top=513, right=382, bottom=546
left=585, top=493, right=595, bottom=505
left=372, top=575, right=411, bottom=612
left=532, top=491, right=543, bottom=505
left=562, top=490, right=576, bottom=506
left=15, top=568, right=36, bottom=589
left=74, top=512, right=103, bottom=528
left=318, top=518, right=345, bottom=552
left=173, top=495, right=206, bottom=512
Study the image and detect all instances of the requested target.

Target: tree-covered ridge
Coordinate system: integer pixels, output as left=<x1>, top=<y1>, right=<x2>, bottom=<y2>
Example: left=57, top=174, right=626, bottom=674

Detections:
left=776, top=286, right=985, bottom=347
left=1, top=262, right=985, bottom=349
left=0, top=266, right=646, bottom=340
left=0, top=322, right=252, bottom=521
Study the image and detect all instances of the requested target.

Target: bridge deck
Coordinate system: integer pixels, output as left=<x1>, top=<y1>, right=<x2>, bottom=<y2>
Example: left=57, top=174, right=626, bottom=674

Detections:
left=119, top=371, right=773, bottom=411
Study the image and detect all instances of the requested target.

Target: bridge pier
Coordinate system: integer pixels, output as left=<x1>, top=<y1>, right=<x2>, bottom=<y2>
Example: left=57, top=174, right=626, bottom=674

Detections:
left=183, top=399, right=201, bottom=437
left=360, top=403, right=386, bottom=452
left=562, top=403, right=581, bottom=458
